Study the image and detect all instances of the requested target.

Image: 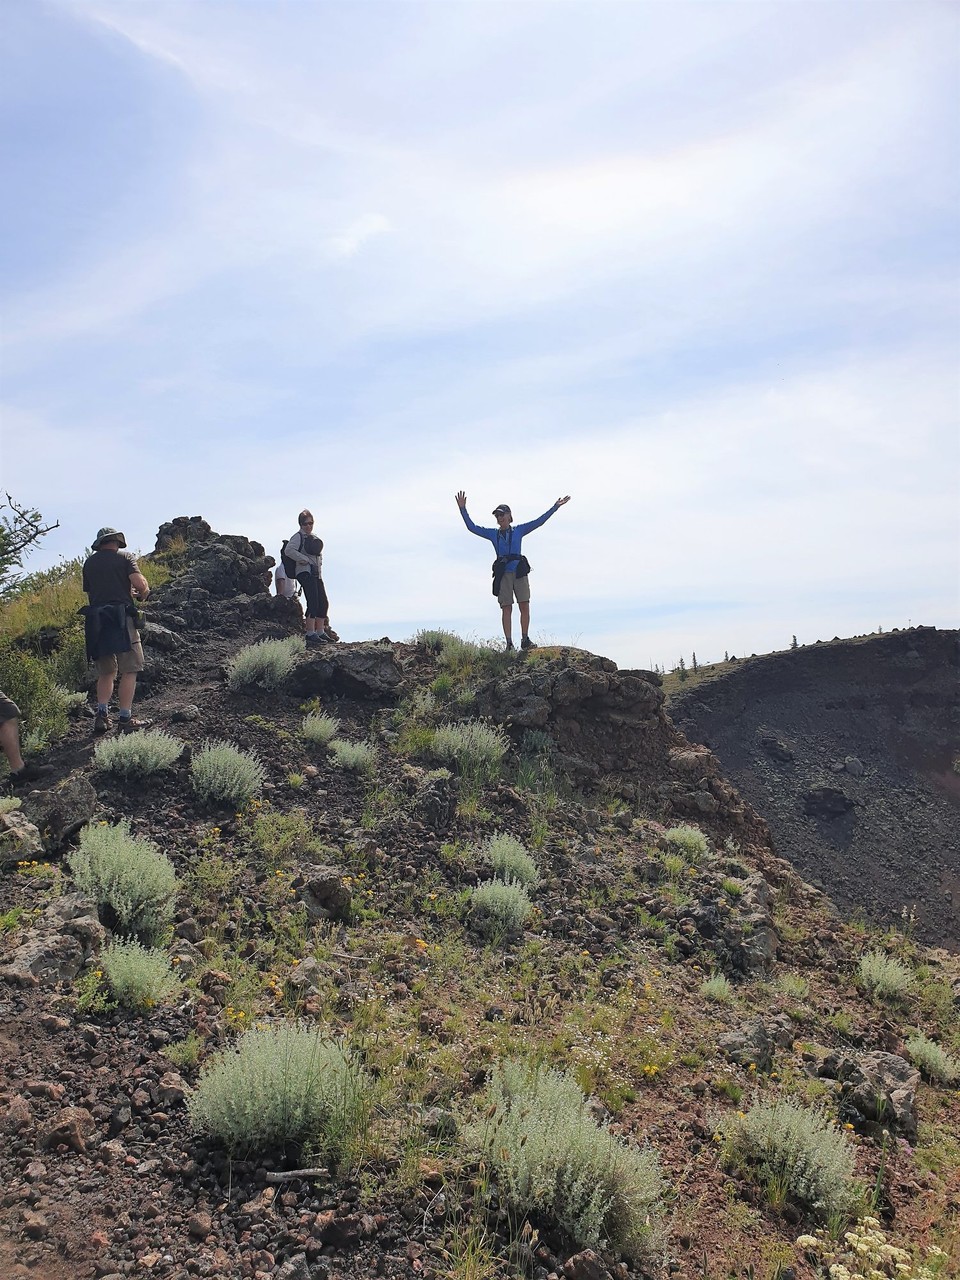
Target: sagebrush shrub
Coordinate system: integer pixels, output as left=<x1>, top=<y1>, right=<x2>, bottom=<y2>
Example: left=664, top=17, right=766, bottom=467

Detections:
left=301, top=712, right=340, bottom=747
left=431, top=720, right=509, bottom=782
left=905, top=1032, right=958, bottom=1084
left=191, top=740, right=265, bottom=807
left=663, top=825, right=709, bottom=861
left=93, top=729, right=182, bottom=777
left=476, top=1059, right=665, bottom=1258
left=69, top=820, right=177, bottom=943
left=857, top=950, right=916, bottom=1004
left=100, top=940, right=182, bottom=1010
left=414, top=628, right=460, bottom=653
left=485, top=833, right=538, bottom=887
left=329, top=739, right=377, bottom=773
left=226, top=637, right=301, bottom=691
left=717, top=1097, right=857, bottom=1220
left=469, top=879, right=532, bottom=940
left=188, top=1023, right=370, bottom=1160
left=700, top=974, right=734, bottom=1004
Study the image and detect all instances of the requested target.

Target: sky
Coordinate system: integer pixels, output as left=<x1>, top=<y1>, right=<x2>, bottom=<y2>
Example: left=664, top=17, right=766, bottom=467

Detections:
left=1, top=0, right=958, bottom=670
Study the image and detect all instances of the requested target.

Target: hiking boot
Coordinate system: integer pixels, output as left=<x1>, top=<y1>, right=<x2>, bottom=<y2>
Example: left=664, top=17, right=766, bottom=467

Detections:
left=520, top=636, right=536, bottom=651
left=9, top=762, right=54, bottom=787
left=118, top=717, right=149, bottom=734
left=93, top=711, right=111, bottom=735
left=504, top=639, right=515, bottom=651
left=305, top=632, right=323, bottom=645
left=314, top=630, right=334, bottom=644
left=319, top=628, right=339, bottom=643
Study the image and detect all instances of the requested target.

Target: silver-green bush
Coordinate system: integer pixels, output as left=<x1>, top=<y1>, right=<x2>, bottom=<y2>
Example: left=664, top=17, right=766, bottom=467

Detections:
left=414, top=628, right=460, bottom=653
left=485, top=832, right=538, bottom=887
left=329, top=739, right=377, bottom=773
left=191, top=740, right=265, bottom=807
left=301, top=712, right=340, bottom=747
left=100, top=940, right=182, bottom=1010
left=431, top=720, right=509, bottom=782
left=469, top=879, right=532, bottom=940
left=69, top=820, right=177, bottom=943
left=93, top=729, right=182, bottom=777
left=664, top=825, right=710, bottom=861
left=857, top=950, right=916, bottom=1004
left=717, top=1097, right=857, bottom=1220
left=475, top=1059, right=665, bottom=1258
left=226, top=637, right=301, bottom=691
left=905, top=1032, right=958, bottom=1084
left=188, top=1023, right=370, bottom=1160
left=700, top=973, right=734, bottom=1004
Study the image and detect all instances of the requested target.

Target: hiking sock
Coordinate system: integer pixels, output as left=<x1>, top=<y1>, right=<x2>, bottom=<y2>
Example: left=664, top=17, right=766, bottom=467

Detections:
left=97, top=703, right=109, bottom=716
left=118, top=709, right=132, bottom=722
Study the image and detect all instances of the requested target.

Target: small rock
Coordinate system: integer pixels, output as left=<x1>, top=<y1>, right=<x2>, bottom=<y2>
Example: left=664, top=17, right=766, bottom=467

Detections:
left=22, top=1209, right=49, bottom=1239
left=39, top=1105, right=95, bottom=1152
left=187, top=1212, right=212, bottom=1240
left=563, top=1250, right=610, bottom=1280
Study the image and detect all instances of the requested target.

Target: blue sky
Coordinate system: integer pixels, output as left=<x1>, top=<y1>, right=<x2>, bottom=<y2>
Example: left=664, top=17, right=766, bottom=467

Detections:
left=2, top=0, right=958, bottom=669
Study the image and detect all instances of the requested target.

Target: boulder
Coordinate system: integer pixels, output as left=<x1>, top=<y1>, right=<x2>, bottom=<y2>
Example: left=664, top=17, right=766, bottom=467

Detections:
left=802, top=785, right=854, bottom=820
left=718, top=1019, right=776, bottom=1073
left=39, top=1106, right=96, bottom=1152
left=0, top=893, right=104, bottom=987
left=284, top=643, right=404, bottom=701
left=297, top=867, right=353, bottom=922
left=0, top=808, right=44, bottom=866
left=823, top=1051, right=920, bottom=1140
left=20, top=776, right=97, bottom=852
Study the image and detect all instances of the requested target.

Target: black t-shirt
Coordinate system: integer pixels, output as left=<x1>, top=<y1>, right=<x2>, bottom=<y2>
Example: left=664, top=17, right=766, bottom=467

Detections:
left=82, top=549, right=139, bottom=606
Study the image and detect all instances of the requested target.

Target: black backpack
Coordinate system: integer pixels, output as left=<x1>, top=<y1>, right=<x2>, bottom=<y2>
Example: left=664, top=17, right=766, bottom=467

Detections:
left=280, top=533, right=301, bottom=579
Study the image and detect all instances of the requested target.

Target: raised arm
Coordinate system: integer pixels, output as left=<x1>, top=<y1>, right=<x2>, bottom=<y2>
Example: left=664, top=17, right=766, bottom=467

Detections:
left=455, top=491, right=495, bottom=539
left=515, top=495, right=571, bottom=537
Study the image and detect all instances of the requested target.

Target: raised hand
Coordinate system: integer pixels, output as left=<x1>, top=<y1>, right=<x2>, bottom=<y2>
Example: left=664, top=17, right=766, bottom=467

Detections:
left=555, top=495, right=571, bottom=507
left=455, top=491, right=467, bottom=508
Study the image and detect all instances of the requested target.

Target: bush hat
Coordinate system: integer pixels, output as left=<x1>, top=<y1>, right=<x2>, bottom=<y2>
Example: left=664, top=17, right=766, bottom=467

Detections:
left=92, top=527, right=127, bottom=550
left=492, top=504, right=512, bottom=517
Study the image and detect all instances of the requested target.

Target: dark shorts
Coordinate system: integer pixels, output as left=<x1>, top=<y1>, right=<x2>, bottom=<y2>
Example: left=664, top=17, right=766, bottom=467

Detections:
left=297, top=573, right=329, bottom=620
left=0, top=691, right=22, bottom=724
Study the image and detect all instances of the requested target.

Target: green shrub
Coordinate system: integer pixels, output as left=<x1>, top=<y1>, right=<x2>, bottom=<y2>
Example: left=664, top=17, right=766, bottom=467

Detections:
left=0, top=796, right=22, bottom=814
left=93, top=729, right=182, bottom=777
left=226, top=637, right=301, bottom=691
left=414, top=628, right=460, bottom=653
left=700, top=974, right=734, bottom=1004
left=717, top=1097, right=857, bottom=1220
left=191, top=740, right=265, bottom=808
left=188, top=1023, right=370, bottom=1160
left=69, top=820, right=178, bottom=943
left=469, top=879, right=532, bottom=940
left=475, top=1059, right=665, bottom=1258
left=242, top=806, right=319, bottom=870
left=301, top=712, right=340, bottom=747
left=0, top=637, right=72, bottom=753
left=100, top=940, right=182, bottom=1010
left=431, top=720, right=509, bottom=782
left=857, top=950, right=916, bottom=1004
left=329, top=739, right=377, bottom=774
left=905, top=1032, right=958, bottom=1084
left=663, top=825, right=710, bottom=861
left=485, top=833, right=538, bottom=887
left=46, top=623, right=88, bottom=690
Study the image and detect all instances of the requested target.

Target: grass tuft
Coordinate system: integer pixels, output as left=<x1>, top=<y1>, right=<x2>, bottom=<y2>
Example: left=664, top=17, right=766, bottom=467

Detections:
left=905, top=1031, right=958, bottom=1084
left=329, top=739, right=377, bottom=774
left=301, top=712, right=340, bottom=747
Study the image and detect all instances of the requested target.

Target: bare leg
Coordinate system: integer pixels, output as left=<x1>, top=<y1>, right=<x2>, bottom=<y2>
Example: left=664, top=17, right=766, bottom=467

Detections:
left=117, top=672, right=138, bottom=714
left=519, top=601, right=531, bottom=639
left=0, top=718, right=25, bottom=773
left=501, top=604, right=513, bottom=644
left=96, top=674, right=115, bottom=708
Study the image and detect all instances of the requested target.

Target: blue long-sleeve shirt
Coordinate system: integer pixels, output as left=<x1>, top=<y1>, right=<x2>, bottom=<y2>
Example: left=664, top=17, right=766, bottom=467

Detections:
left=459, top=504, right=559, bottom=563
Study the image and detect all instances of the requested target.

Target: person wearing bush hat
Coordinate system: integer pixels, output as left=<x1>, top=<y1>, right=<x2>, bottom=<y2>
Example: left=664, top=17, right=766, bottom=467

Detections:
left=81, top=528, right=151, bottom=734
left=455, top=491, right=571, bottom=651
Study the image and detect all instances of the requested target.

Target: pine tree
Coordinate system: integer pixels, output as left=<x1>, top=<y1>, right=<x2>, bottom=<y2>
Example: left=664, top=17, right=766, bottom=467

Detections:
left=791, top=635, right=798, bottom=650
left=724, top=650, right=729, bottom=662
left=677, top=655, right=687, bottom=682
left=691, top=652, right=699, bottom=673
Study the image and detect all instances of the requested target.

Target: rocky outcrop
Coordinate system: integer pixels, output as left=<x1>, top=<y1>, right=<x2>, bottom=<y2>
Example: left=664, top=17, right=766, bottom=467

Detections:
left=19, top=777, right=97, bottom=854
left=284, top=643, right=404, bottom=701
left=0, top=894, right=105, bottom=988
left=822, top=1050, right=921, bottom=1140
left=149, top=521, right=281, bottom=630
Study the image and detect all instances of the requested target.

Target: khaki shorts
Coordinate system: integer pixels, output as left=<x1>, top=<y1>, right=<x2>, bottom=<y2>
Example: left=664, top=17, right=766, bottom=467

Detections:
left=94, top=619, right=145, bottom=677
left=0, top=691, right=22, bottom=723
left=497, top=571, right=531, bottom=607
